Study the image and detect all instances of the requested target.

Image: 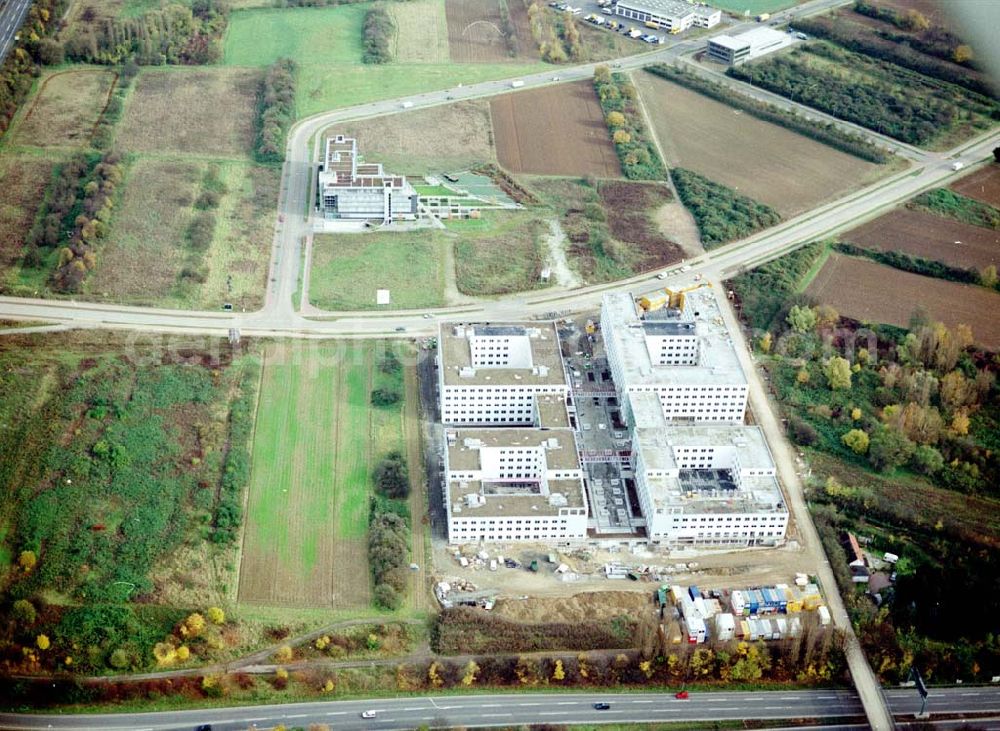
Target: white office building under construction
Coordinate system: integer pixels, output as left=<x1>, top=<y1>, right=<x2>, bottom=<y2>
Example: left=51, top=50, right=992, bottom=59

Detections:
left=318, top=135, right=418, bottom=224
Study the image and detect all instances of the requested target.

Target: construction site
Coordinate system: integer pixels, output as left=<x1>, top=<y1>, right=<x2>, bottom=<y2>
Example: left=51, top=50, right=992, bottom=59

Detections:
left=426, top=281, right=820, bottom=628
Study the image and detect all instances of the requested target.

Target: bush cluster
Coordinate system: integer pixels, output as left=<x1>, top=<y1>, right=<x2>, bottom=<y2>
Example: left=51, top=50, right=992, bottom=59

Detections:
left=26, top=152, right=125, bottom=293
left=62, top=2, right=228, bottom=66
left=728, top=245, right=824, bottom=330
left=256, top=58, right=296, bottom=163
left=645, top=64, right=890, bottom=164
left=362, top=5, right=395, bottom=64
left=373, top=451, right=409, bottom=499
left=0, top=0, right=67, bottom=140
left=593, top=67, right=667, bottom=181
left=671, top=168, right=780, bottom=248
left=911, top=187, right=1000, bottom=229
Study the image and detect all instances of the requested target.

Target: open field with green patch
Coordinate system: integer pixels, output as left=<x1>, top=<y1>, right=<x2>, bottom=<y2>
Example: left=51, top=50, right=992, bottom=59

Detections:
left=454, top=212, right=549, bottom=295
left=117, top=68, right=260, bottom=158
left=333, top=100, right=494, bottom=174
left=711, top=0, right=799, bottom=14
left=0, top=330, right=256, bottom=671
left=951, top=164, right=1000, bottom=207
left=0, top=155, right=57, bottom=269
left=223, top=6, right=367, bottom=67
left=239, top=341, right=405, bottom=608
left=635, top=71, right=887, bottom=217
left=81, top=158, right=276, bottom=309
left=309, top=231, right=445, bottom=310
left=298, top=61, right=547, bottom=117
left=10, top=69, right=115, bottom=149
left=392, top=0, right=450, bottom=63
left=805, top=252, right=1000, bottom=348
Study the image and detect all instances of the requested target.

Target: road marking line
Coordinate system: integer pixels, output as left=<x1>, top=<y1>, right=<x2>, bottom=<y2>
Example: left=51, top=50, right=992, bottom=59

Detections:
left=631, top=700, right=654, bottom=703
left=286, top=714, right=307, bottom=718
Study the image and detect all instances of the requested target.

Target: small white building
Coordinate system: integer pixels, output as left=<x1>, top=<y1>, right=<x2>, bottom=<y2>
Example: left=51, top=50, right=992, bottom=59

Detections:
left=616, top=0, right=720, bottom=32
left=444, top=427, right=588, bottom=544
left=707, top=26, right=793, bottom=66
left=438, top=322, right=570, bottom=427
left=715, top=612, right=736, bottom=641
left=318, top=135, right=418, bottom=224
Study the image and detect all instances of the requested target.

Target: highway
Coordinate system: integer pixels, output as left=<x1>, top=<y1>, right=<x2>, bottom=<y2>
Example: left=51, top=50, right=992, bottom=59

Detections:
left=2, top=687, right=999, bottom=730
left=0, top=0, right=32, bottom=65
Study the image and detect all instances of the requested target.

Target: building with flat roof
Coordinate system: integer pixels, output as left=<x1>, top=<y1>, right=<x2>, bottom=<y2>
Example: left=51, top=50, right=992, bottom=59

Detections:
left=600, top=289, right=748, bottom=425
left=707, top=26, right=792, bottom=65
left=318, top=135, right=418, bottom=224
left=438, top=322, right=569, bottom=426
left=616, top=0, right=720, bottom=33
left=445, top=427, right=587, bottom=544
left=629, top=392, right=788, bottom=547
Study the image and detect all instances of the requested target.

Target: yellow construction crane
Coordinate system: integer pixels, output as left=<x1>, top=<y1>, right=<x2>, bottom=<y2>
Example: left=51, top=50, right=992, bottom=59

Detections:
left=637, top=282, right=709, bottom=313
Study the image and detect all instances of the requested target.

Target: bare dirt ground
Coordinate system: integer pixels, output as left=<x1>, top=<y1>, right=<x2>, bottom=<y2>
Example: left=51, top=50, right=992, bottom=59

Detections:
left=117, top=68, right=259, bottom=158
left=445, top=0, right=533, bottom=62
left=653, top=200, right=703, bottom=258
left=543, top=218, right=583, bottom=289
left=491, top=81, right=621, bottom=178
left=12, top=69, right=116, bottom=148
left=599, top=181, right=682, bottom=269
left=842, top=208, right=1000, bottom=269
left=334, top=100, right=495, bottom=175
left=433, top=539, right=815, bottom=605
left=806, top=252, right=1000, bottom=349
left=950, top=164, right=1000, bottom=206
left=634, top=71, right=885, bottom=217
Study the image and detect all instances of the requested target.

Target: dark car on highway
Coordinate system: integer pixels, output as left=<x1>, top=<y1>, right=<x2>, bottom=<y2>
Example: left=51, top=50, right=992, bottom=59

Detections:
left=594, top=702, right=610, bottom=710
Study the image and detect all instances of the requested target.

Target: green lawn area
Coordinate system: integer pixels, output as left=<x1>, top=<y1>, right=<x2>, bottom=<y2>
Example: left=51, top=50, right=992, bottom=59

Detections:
left=240, top=341, right=404, bottom=608
left=223, top=5, right=367, bottom=67
left=309, top=232, right=445, bottom=311
left=297, top=61, right=548, bottom=117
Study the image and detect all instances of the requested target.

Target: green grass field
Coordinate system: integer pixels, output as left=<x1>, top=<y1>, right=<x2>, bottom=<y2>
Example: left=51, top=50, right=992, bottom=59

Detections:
left=309, top=232, right=445, bottom=311
left=239, top=342, right=405, bottom=608
left=223, top=6, right=367, bottom=66
left=297, top=61, right=547, bottom=116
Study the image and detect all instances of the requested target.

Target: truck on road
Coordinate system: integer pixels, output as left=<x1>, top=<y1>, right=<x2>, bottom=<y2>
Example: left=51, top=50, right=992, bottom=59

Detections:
left=756, top=12, right=770, bottom=21
left=510, top=79, right=525, bottom=88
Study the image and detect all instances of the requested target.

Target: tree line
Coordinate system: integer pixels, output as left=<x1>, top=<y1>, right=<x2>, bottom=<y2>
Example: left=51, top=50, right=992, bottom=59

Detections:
left=645, top=64, right=890, bottom=164
left=527, top=3, right=583, bottom=63
left=256, top=58, right=297, bottom=163
left=593, top=66, right=667, bottom=181
left=369, top=448, right=411, bottom=610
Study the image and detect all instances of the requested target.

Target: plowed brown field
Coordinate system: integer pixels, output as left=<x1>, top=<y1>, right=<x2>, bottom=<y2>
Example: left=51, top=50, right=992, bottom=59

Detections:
left=806, top=253, right=1000, bottom=349
left=491, top=81, right=622, bottom=177
left=951, top=165, right=1000, bottom=207
left=635, top=71, right=886, bottom=217
left=446, top=0, right=534, bottom=62
left=842, top=208, right=1000, bottom=269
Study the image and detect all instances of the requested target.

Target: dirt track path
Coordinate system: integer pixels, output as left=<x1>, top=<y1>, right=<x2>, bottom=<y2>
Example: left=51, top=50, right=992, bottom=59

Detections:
left=404, top=363, right=432, bottom=613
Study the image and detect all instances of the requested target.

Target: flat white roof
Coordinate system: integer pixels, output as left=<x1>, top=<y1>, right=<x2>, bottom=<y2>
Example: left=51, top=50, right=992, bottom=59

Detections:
left=602, top=288, right=747, bottom=388
left=633, top=401, right=775, bottom=473
left=708, top=34, right=751, bottom=51
left=618, top=0, right=697, bottom=18
left=439, top=321, right=568, bottom=388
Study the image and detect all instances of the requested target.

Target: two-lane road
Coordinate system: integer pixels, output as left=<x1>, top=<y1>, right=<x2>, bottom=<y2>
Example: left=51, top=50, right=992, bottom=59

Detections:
left=2, top=687, right=999, bottom=731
